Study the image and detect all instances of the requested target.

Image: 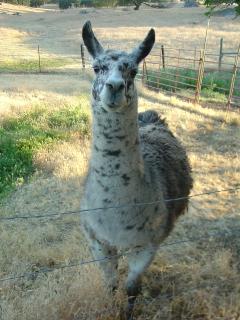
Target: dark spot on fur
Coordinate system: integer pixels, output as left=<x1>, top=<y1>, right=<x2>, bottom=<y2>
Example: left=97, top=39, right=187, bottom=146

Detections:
left=94, top=145, right=99, bottom=152
left=125, top=140, right=129, bottom=147
left=104, top=186, right=109, bottom=192
left=154, top=205, right=159, bottom=212
left=115, top=163, right=120, bottom=169
left=122, top=174, right=131, bottom=182
left=101, top=107, right=107, bottom=113
left=115, top=135, right=126, bottom=140
left=137, top=217, right=149, bottom=231
left=135, top=138, right=139, bottom=145
left=105, top=149, right=121, bottom=157
left=96, top=179, right=103, bottom=187
left=103, top=132, right=112, bottom=140
left=126, top=225, right=135, bottom=230
left=103, top=198, right=111, bottom=204
left=98, top=218, right=103, bottom=224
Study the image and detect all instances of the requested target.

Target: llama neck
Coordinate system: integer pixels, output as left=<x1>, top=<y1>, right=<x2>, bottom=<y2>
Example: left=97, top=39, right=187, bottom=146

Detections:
left=90, top=101, right=143, bottom=179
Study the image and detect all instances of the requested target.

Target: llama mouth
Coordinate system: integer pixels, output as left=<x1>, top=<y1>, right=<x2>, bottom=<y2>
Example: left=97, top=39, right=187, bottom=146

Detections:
left=107, top=103, right=119, bottom=109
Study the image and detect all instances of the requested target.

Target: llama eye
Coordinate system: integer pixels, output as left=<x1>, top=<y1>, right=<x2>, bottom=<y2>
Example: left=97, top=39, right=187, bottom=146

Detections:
left=130, top=70, right=137, bottom=78
left=93, top=66, right=100, bottom=74
left=102, top=65, right=108, bottom=72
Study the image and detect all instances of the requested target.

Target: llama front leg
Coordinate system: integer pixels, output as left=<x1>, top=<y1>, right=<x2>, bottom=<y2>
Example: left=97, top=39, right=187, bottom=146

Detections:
left=89, top=238, right=119, bottom=291
left=125, top=245, right=156, bottom=319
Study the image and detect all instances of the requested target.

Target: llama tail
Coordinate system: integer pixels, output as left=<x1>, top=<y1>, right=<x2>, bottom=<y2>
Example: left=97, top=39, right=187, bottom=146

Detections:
left=138, top=110, right=167, bottom=127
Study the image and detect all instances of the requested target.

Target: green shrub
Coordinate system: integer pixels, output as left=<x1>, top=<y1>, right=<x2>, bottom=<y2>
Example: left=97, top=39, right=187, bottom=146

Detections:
left=58, top=0, right=72, bottom=9
left=80, top=0, right=93, bottom=6
left=139, top=68, right=235, bottom=101
left=30, top=0, right=44, bottom=7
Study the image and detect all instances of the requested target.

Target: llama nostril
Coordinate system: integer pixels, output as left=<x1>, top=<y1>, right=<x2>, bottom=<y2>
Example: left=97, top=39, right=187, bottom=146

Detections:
left=106, top=82, right=114, bottom=90
left=119, top=83, right=125, bottom=91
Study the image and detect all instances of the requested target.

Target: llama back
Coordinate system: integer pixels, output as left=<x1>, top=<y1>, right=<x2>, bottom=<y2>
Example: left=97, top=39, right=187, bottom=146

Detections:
left=138, top=110, right=193, bottom=232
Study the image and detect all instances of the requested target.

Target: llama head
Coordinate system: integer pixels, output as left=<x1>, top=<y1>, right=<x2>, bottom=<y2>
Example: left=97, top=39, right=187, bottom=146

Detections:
left=82, top=21, right=155, bottom=112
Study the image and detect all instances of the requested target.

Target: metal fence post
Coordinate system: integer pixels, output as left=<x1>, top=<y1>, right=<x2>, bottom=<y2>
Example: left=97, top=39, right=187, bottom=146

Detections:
left=218, top=38, right=223, bottom=71
left=174, top=48, right=181, bottom=91
left=142, top=59, right=145, bottom=85
left=226, top=44, right=240, bottom=111
left=161, top=45, right=165, bottom=69
left=37, top=45, right=41, bottom=73
left=195, top=50, right=204, bottom=104
left=80, top=44, right=85, bottom=70
left=195, top=20, right=209, bottom=104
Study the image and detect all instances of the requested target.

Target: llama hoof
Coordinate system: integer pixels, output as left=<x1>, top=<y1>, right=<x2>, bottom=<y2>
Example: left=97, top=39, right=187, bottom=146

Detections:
left=112, top=285, right=118, bottom=293
left=125, top=304, right=135, bottom=320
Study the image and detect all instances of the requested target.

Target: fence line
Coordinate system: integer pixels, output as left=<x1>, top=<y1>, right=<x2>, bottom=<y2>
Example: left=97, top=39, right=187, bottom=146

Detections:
left=82, top=45, right=240, bottom=109
left=1, top=35, right=240, bottom=108
left=1, top=228, right=239, bottom=283
left=0, top=187, right=239, bottom=222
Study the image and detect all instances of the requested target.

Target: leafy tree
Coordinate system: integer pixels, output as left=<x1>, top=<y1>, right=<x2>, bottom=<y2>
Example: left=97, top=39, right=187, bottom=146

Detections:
left=204, top=0, right=240, bottom=15
left=30, top=0, right=44, bottom=6
left=58, top=0, right=71, bottom=8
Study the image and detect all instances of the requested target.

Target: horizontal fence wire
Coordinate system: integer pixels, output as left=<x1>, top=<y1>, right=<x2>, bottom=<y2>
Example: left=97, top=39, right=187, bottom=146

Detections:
left=1, top=228, right=239, bottom=283
left=0, top=187, right=239, bottom=222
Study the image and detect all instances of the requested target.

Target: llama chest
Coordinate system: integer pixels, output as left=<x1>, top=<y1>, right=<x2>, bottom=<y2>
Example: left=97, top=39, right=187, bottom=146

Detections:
left=80, top=172, right=168, bottom=248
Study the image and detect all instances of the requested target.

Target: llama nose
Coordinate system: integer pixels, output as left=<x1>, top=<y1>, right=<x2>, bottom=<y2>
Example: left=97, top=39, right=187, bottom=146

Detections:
left=106, top=79, right=125, bottom=92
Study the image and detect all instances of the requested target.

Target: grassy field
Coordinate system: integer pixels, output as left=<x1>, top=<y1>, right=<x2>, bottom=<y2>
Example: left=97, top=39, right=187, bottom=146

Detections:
left=0, top=4, right=240, bottom=320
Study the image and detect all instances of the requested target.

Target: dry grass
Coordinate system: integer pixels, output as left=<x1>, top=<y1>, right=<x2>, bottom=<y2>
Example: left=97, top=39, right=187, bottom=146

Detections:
left=0, top=5, right=240, bottom=319
left=0, top=76, right=239, bottom=319
left=0, top=3, right=239, bottom=59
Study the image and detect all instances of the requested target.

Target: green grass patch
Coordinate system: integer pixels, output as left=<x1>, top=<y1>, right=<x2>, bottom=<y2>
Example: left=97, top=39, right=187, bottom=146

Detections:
left=0, top=105, right=90, bottom=200
left=0, top=58, right=72, bottom=73
left=139, top=68, right=239, bottom=103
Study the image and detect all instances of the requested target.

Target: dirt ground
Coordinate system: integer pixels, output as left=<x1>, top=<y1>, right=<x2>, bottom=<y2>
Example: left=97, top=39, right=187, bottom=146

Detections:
left=0, top=2, right=240, bottom=58
left=0, top=4, right=240, bottom=320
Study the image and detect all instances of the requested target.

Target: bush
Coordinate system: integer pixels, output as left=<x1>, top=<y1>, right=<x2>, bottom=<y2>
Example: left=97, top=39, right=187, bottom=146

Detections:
left=58, top=0, right=72, bottom=9
left=80, top=0, right=93, bottom=6
left=30, top=0, right=44, bottom=7
left=93, top=0, right=118, bottom=7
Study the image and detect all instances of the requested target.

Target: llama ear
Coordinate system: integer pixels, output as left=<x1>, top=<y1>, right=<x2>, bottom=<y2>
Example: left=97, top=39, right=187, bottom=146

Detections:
left=82, top=21, right=104, bottom=58
left=131, top=28, right=155, bottom=64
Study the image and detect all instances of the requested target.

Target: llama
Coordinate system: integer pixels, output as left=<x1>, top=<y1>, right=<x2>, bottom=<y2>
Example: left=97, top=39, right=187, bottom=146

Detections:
left=81, top=21, right=193, bottom=319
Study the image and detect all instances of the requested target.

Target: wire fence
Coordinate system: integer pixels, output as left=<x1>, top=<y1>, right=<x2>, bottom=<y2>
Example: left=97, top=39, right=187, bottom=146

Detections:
left=1, top=228, right=239, bottom=283
left=0, top=187, right=239, bottom=221
left=64, top=41, right=240, bottom=109
left=0, top=37, right=239, bottom=109
left=0, top=186, right=239, bottom=283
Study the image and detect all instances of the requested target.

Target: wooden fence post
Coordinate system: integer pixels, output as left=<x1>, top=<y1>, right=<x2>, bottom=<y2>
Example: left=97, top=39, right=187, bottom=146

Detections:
left=161, top=45, right=165, bottom=69
left=218, top=38, right=223, bottom=71
left=226, top=44, right=240, bottom=111
left=37, top=45, right=41, bottom=73
left=80, top=44, right=85, bottom=70
left=195, top=19, right=209, bottom=104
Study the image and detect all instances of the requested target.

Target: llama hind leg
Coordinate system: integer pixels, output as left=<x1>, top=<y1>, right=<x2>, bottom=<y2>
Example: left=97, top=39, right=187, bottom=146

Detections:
left=125, top=245, right=156, bottom=319
left=89, top=239, right=119, bottom=291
